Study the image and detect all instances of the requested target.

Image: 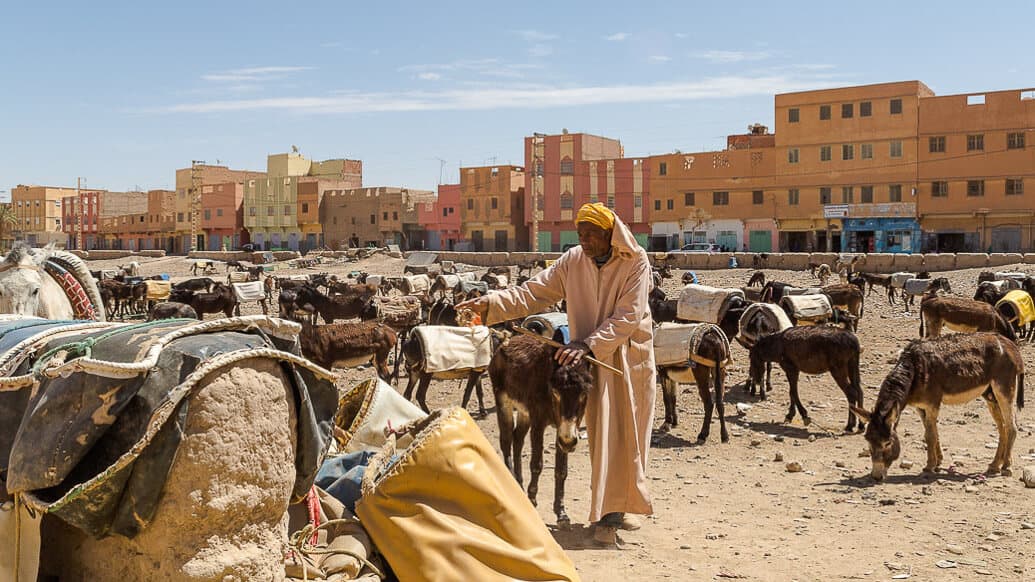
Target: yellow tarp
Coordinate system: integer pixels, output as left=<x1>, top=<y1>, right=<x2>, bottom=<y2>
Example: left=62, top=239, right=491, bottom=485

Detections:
left=997, top=290, right=1035, bottom=327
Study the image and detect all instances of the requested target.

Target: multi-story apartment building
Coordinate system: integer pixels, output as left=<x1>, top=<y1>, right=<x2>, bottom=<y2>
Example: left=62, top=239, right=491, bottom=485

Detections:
left=61, top=189, right=103, bottom=250
left=11, top=185, right=74, bottom=247
left=320, top=186, right=433, bottom=250
left=199, top=182, right=246, bottom=251
left=243, top=153, right=361, bottom=251
left=523, top=131, right=650, bottom=251
left=174, top=163, right=265, bottom=253
left=458, top=165, right=526, bottom=251
left=96, top=191, right=149, bottom=250
left=649, top=125, right=777, bottom=252
left=419, top=183, right=461, bottom=251
left=773, top=81, right=930, bottom=253
left=917, top=88, right=1035, bottom=252
left=146, top=189, right=176, bottom=251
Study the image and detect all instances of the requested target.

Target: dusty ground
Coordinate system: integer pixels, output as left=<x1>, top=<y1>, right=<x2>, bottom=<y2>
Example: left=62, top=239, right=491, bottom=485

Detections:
left=91, top=254, right=1035, bottom=581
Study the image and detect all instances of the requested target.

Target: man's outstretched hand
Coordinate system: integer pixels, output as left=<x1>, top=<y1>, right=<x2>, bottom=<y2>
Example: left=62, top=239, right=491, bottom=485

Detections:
left=555, top=341, right=591, bottom=366
left=455, top=296, right=490, bottom=322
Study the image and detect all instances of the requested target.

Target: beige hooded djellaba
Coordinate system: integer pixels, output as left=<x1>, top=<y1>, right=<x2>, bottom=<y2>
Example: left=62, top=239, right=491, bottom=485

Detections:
left=485, top=215, right=655, bottom=522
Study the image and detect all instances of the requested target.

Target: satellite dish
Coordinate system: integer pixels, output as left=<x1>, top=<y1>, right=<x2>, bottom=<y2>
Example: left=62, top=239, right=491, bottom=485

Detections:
left=291, top=145, right=299, bottom=153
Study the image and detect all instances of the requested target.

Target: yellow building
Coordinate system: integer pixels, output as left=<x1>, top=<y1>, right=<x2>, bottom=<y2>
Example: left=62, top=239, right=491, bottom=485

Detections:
left=10, top=185, right=73, bottom=247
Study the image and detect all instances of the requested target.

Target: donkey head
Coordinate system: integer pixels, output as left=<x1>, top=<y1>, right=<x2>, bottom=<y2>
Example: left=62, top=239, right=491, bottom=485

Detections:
left=853, top=402, right=901, bottom=482
left=0, top=243, right=51, bottom=316
left=549, top=358, right=592, bottom=453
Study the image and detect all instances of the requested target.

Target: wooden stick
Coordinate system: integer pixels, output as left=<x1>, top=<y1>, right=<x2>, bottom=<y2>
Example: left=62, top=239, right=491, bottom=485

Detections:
left=512, top=325, right=623, bottom=376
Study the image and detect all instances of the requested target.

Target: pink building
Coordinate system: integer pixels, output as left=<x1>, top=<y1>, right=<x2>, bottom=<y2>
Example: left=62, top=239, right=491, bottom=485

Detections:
left=200, top=182, right=246, bottom=251
left=419, top=183, right=461, bottom=251
left=61, top=190, right=102, bottom=250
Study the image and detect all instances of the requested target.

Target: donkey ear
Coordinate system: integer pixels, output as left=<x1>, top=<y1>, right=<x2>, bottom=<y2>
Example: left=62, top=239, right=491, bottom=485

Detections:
left=849, top=405, right=871, bottom=423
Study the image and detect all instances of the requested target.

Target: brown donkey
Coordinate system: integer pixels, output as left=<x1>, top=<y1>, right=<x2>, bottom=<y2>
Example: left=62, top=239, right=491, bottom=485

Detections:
left=852, top=333, right=1024, bottom=481
left=655, top=323, right=731, bottom=443
left=919, top=295, right=1016, bottom=341
left=748, top=326, right=864, bottom=432
left=489, top=335, right=593, bottom=529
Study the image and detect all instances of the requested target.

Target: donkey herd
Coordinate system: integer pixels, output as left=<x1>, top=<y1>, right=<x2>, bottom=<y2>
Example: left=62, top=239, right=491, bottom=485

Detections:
left=106, top=256, right=1031, bottom=525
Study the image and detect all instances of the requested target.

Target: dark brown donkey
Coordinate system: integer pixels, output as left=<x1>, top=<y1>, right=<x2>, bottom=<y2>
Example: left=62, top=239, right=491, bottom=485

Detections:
left=852, top=333, right=1024, bottom=481
left=489, top=335, right=593, bottom=529
left=748, top=326, right=864, bottom=432
left=656, top=324, right=731, bottom=443
left=919, top=295, right=1016, bottom=341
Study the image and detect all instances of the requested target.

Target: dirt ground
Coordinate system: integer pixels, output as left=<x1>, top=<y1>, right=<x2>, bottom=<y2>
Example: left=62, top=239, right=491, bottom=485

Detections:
left=92, top=254, right=1035, bottom=581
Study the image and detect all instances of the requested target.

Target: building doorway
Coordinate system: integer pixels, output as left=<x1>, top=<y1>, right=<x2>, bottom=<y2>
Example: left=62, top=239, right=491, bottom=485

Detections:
left=471, top=230, right=484, bottom=252
left=494, top=230, right=508, bottom=251
left=748, top=230, right=772, bottom=252
left=847, top=230, right=875, bottom=253
left=991, top=227, right=1021, bottom=252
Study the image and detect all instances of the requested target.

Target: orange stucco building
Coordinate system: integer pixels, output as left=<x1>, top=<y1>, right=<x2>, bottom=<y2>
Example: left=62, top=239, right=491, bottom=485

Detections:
left=458, top=165, right=526, bottom=251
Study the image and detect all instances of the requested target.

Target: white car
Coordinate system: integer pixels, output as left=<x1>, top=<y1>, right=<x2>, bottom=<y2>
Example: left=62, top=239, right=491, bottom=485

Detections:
left=676, top=243, right=721, bottom=253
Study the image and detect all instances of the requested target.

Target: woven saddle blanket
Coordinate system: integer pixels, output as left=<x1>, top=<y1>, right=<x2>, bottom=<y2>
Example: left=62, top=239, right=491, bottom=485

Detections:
left=0, top=316, right=336, bottom=539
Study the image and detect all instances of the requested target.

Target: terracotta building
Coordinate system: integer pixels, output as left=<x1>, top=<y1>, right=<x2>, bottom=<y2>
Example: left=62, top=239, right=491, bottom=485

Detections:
left=199, top=182, right=246, bottom=250
left=61, top=189, right=103, bottom=250
left=319, top=186, right=434, bottom=250
left=146, top=189, right=176, bottom=251
left=458, top=165, right=527, bottom=251
left=648, top=125, right=778, bottom=252
left=419, top=183, right=461, bottom=251
left=917, top=88, right=1035, bottom=252
left=523, top=131, right=650, bottom=251
left=175, top=163, right=265, bottom=253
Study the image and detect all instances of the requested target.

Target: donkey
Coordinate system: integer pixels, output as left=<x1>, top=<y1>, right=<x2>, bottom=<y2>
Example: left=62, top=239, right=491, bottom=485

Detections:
left=489, top=334, right=593, bottom=529
left=919, top=295, right=1016, bottom=341
left=852, top=333, right=1024, bottom=480
left=823, top=283, right=865, bottom=329
left=903, top=277, right=951, bottom=309
left=974, top=280, right=1017, bottom=306
left=747, top=271, right=766, bottom=288
left=858, top=273, right=895, bottom=302
left=656, top=324, right=731, bottom=443
left=749, top=326, right=865, bottom=432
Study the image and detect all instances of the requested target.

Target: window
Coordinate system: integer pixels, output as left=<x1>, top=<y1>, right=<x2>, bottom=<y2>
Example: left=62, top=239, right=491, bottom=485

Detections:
left=967, top=134, right=984, bottom=151
left=177, top=212, right=184, bottom=221
left=712, top=191, right=729, bottom=205
left=382, top=212, right=389, bottom=220
left=267, top=207, right=274, bottom=216
left=861, top=185, right=874, bottom=203
left=654, top=199, right=661, bottom=211
left=666, top=199, right=674, bottom=210
left=788, top=108, right=799, bottom=123
left=820, top=146, right=832, bottom=162
left=842, top=144, right=854, bottom=160
left=467, top=199, right=473, bottom=210
left=788, top=189, right=800, bottom=205
left=203, top=209, right=211, bottom=220
left=491, top=198, right=498, bottom=210
left=819, top=105, right=831, bottom=120
left=890, top=98, right=902, bottom=114
left=929, top=136, right=946, bottom=153
left=284, top=205, right=291, bottom=215
left=752, top=190, right=764, bottom=205
left=393, top=211, right=398, bottom=220
left=841, top=103, right=853, bottom=118
left=861, top=143, right=873, bottom=159
left=1006, top=179, right=1024, bottom=195
left=658, top=162, right=667, bottom=176
left=560, top=192, right=573, bottom=209
left=1007, top=132, right=1026, bottom=150
left=606, top=195, right=615, bottom=209
left=370, top=214, right=376, bottom=224
left=820, top=187, right=832, bottom=205
left=442, top=208, right=448, bottom=217
left=842, top=186, right=854, bottom=203
left=685, top=192, right=695, bottom=206
left=890, top=140, right=903, bottom=158
left=967, top=180, right=984, bottom=197
left=560, top=159, right=574, bottom=175
left=249, top=207, right=257, bottom=216
left=788, top=148, right=799, bottom=164
left=889, top=184, right=902, bottom=202
left=860, top=101, right=872, bottom=117
left=633, top=195, right=642, bottom=208
left=931, top=181, right=948, bottom=197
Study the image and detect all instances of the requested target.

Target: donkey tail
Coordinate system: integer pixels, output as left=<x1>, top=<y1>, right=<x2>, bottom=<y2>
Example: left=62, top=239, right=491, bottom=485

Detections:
left=918, top=309, right=925, bottom=337
left=1018, top=372, right=1025, bottom=410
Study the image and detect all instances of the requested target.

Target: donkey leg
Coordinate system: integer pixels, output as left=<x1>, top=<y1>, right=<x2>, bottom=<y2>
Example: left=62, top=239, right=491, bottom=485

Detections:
left=415, top=374, right=433, bottom=413
left=765, top=362, right=774, bottom=397
left=917, top=407, right=942, bottom=473
left=495, top=396, right=516, bottom=476
left=832, top=368, right=858, bottom=432
left=714, top=368, right=729, bottom=443
left=527, top=422, right=545, bottom=507
left=402, top=367, right=418, bottom=401
left=695, top=368, right=713, bottom=444
left=511, top=411, right=530, bottom=487
left=784, top=367, right=808, bottom=424
left=553, top=447, right=571, bottom=529
left=983, top=386, right=1016, bottom=476
left=660, top=373, right=678, bottom=430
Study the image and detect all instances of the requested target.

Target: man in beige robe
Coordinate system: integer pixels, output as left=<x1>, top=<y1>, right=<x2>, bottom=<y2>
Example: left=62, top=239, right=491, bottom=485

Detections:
left=459, top=203, right=655, bottom=546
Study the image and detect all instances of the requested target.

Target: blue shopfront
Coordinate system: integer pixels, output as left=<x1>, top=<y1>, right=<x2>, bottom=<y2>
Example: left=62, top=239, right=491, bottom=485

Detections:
left=841, top=217, right=920, bottom=253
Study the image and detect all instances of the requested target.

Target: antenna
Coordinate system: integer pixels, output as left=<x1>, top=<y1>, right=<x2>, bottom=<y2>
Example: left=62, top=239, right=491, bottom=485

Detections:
left=434, top=157, right=447, bottom=185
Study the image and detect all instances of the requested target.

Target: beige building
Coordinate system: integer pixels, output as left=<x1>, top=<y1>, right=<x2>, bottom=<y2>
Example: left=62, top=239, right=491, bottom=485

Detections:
left=174, top=163, right=266, bottom=253
left=243, top=153, right=362, bottom=251
left=459, top=165, right=527, bottom=251
left=320, top=186, right=433, bottom=250
left=10, top=185, right=75, bottom=246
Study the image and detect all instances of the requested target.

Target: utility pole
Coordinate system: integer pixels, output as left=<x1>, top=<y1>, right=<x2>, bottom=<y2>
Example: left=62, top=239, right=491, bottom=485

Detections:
left=76, top=177, right=85, bottom=251
left=190, top=160, right=205, bottom=253
left=531, top=133, right=546, bottom=252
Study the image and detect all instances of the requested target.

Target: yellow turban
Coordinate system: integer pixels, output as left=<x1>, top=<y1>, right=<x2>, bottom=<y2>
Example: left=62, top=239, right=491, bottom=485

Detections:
left=576, top=203, right=616, bottom=230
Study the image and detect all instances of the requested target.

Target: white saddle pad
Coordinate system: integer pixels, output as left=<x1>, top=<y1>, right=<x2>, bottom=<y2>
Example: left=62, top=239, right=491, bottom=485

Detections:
left=738, top=303, right=792, bottom=345
left=232, top=281, right=266, bottom=302
left=780, top=294, right=832, bottom=321
left=413, top=325, right=492, bottom=373
left=890, top=272, right=914, bottom=288
left=677, top=284, right=743, bottom=323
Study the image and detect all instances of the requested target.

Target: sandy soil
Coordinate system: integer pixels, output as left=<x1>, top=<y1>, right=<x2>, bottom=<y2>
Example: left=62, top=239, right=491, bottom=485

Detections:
left=92, top=254, right=1035, bottom=581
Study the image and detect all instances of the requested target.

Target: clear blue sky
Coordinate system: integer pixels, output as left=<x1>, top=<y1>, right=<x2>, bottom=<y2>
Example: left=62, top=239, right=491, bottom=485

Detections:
left=1, top=1, right=1031, bottom=197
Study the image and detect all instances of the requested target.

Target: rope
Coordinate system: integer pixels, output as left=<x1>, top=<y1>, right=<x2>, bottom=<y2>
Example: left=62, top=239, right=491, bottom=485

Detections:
left=0, top=322, right=117, bottom=391
left=286, top=517, right=385, bottom=581
left=30, top=319, right=181, bottom=376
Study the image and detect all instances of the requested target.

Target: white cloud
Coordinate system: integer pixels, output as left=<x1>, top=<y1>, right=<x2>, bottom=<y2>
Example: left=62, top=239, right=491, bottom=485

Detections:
left=399, top=59, right=540, bottom=80
left=202, top=66, right=313, bottom=82
left=528, top=44, right=553, bottom=58
left=156, top=75, right=836, bottom=114
left=648, top=55, right=671, bottom=64
left=417, top=72, right=442, bottom=81
left=514, top=29, right=558, bottom=42
left=674, top=33, right=688, bottom=39
left=691, top=50, right=771, bottom=64
left=605, top=32, right=630, bottom=42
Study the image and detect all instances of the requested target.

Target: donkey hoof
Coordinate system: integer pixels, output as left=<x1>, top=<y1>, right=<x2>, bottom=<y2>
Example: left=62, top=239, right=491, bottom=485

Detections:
left=1000, top=467, right=1012, bottom=477
left=784, top=415, right=794, bottom=424
left=657, top=423, right=673, bottom=434
left=696, top=434, right=708, bottom=444
left=720, top=433, right=730, bottom=443
left=802, top=417, right=812, bottom=426
left=556, top=515, right=572, bottom=531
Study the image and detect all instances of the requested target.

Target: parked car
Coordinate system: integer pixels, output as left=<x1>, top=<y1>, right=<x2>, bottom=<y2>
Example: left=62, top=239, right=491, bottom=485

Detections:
left=675, top=242, right=721, bottom=253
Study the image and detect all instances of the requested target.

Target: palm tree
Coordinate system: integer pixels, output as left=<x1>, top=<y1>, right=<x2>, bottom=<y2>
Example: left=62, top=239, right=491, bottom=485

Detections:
left=0, top=203, right=17, bottom=251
